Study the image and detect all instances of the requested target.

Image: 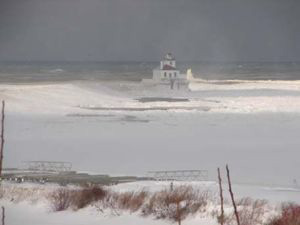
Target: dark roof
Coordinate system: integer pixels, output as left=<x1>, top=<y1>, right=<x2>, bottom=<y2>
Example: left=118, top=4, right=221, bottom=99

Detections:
left=162, top=64, right=176, bottom=70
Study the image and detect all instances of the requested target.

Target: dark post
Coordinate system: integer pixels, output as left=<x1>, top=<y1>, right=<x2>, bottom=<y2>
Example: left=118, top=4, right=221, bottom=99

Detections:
left=170, top=79, right=175, bottom=89
left=1, top=206, right=4, bottom=225
left=0, top=101, right=5, bottom=177
left=226, top=164, right=240, bottom=225
left=217, top=168, right=224, bottom=225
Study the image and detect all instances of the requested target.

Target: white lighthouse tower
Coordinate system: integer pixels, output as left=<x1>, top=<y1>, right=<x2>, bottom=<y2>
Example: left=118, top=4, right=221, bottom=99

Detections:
left=152, top=53, right=186, bottom=83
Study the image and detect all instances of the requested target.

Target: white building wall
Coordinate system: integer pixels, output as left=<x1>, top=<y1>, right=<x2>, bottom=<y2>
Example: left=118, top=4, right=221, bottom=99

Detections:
left=152, top=56, right=188, bottom=83
left=161, top=70, right=180, bottom=79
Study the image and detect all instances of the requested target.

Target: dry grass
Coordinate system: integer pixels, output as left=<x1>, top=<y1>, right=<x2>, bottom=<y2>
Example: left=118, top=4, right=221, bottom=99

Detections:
left=267, top=203, right=300, bottom=225
left=94, top=191, right=121, bottom=215
left=142, top=185, right=209, bottom=225
left=48, top=188, right=72, bottom=211
left=211, top=197, right=271, bottom=225
left=237, top=198, right=268, bottom=225
left=94, top=190, right=149, bottom=215
left=0, top=182, right=276, bottom=225
left=117, top=190, right=149, bottom=212
left=71, top=186, right=107, bottom=210
left=48, top=186, right=107, bottom=211
left=213, top=197, right=269, bottom=225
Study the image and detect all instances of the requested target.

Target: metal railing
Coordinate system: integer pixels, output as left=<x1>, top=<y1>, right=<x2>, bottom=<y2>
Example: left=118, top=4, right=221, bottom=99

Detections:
left=20, top=161, right=72, bottom=173
left=148, top=170, right=208, bottom=181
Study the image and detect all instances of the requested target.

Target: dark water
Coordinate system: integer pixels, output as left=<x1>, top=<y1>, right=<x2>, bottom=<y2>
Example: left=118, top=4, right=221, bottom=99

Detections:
left=0, top=61, right=300, bottom=83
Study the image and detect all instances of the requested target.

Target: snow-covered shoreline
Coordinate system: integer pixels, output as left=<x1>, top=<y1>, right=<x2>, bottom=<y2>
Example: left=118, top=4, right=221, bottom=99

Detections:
left=1, top=79, right=300, bottom=115
left=0, top=180, right=282, bottom=225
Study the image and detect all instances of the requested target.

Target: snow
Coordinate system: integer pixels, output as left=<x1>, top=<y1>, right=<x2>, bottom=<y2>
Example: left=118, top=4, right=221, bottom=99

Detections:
left=111, top=181, right=300, bottom=204
left=1, top=79, right=300, bottom=115
left=0, top=180, right=291, bottom=225
left=1, top=199, right=216, bottom=225
left=1, top=79, right=300, bottom=224
left=0, top=181, right=220, bottom=225
left=1, top=80, right=300, bottom=185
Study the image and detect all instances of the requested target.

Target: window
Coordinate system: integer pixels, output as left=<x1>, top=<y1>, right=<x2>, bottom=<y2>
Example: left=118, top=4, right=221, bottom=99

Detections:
left=164, top=72, right=167, bottom=77
left=169, top=73, right=172, bottom=78
left=174, top=72, right=177, bottom=77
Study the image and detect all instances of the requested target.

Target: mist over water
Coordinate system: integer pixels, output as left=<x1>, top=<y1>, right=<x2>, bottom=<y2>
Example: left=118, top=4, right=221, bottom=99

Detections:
left=1, top=61, right=300, bottom=83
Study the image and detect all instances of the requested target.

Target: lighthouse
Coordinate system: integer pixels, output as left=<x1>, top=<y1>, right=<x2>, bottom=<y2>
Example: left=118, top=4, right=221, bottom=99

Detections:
left=152, top=53, right=187, bottom=85
left=142, top=53, right=189, bottom=87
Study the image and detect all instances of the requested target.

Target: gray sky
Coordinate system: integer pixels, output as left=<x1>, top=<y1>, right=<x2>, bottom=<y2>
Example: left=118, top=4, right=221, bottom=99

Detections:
left=0, top=0, right=299, bottom=62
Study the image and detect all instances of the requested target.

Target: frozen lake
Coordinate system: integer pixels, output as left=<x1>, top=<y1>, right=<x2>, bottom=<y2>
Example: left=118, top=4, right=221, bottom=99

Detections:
left=1, top=80, right=300, bottom=187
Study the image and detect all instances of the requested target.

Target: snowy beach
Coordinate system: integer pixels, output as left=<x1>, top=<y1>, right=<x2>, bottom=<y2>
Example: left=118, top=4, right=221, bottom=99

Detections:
left=1, top=180, right=299, bottom=225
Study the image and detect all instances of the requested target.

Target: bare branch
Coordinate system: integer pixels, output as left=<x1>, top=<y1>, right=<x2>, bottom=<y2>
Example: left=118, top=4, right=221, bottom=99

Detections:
left=226, top=164, right=240, bottom=225
left=0, top=101, right=5, bottom=177
left=1, top=206, right=4, bottom=225
left=217, top=168, right=224, bottom=225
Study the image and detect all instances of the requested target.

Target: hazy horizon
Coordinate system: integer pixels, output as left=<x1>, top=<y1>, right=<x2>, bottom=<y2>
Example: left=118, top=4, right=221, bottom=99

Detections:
left=1, top=60, right=300, bottom=64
